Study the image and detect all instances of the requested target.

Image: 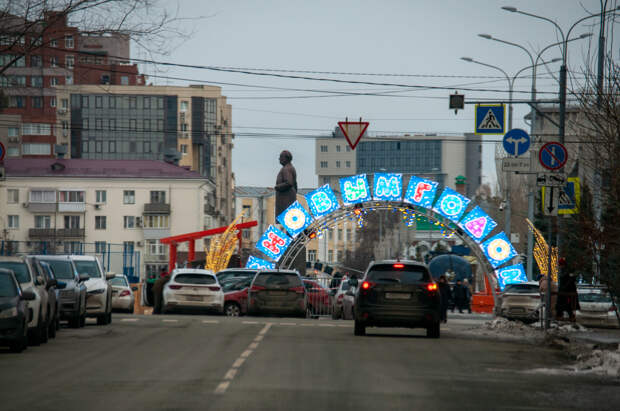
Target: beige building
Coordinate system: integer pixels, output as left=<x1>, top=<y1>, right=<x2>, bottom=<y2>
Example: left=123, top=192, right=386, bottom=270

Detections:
left=0, top=158, right=212, bottom=279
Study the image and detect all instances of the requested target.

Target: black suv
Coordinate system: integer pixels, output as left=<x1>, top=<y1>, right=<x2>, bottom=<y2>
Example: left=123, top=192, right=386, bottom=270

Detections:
left=352, top=260, right=441, bottom=338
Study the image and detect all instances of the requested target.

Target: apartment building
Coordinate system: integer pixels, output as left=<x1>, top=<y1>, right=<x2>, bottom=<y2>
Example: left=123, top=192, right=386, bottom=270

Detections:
left=0, top=158, right=212, bottom=279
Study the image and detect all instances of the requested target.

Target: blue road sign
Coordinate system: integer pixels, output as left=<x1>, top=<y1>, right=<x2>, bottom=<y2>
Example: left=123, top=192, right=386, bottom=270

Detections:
left=475, top=104, right=505, bottom=134
left=539, top=142, right=568, bottom=171
left=503, top=128, right=530, bottom=156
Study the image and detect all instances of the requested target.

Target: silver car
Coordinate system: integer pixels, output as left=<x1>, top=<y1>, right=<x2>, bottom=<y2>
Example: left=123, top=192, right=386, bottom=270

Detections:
left=576, top=287, right=620, bottom=328
left=110, top=275, right=136, bottom=313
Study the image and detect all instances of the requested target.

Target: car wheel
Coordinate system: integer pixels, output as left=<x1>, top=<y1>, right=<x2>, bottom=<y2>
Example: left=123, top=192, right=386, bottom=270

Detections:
left=354, top=320, right=366, bottom=336
left=49, top=314, right=57, bottom=339
left=128, top=306, right=134, bottom=314
left=97, top=314, right=107, bottom=325
left=40, top=313, right=49, bottom=344
left=224, top=302, right=241, bottom=317
left=10, top=321, right=28, bottom=353
left=79, top=314, right=86, bottom=328
left=106, top=311, right=112, bottom=325
left=331, top=309, right=338, bottom=320
left=69, top=315, right=80, bottom=328
left=426, top=321, right=440, bottom=339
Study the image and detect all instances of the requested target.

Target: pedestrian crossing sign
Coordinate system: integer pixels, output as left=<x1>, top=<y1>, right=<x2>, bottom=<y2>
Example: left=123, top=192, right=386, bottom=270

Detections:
left=475, top=104, right=505, bottom=134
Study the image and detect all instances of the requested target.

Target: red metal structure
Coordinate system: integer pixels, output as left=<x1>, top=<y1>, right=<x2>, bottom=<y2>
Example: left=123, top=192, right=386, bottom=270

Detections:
left=159, top=221, right=258, bottom=272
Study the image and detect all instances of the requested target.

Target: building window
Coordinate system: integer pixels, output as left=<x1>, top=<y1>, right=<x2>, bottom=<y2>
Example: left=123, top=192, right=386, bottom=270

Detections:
left=109, top=141, right=116, bottom=152
left=120, top=76, right=129, bottom=85
left=50, top=97, right=56, bottom=107
left=32, top=96, right=43, bottom=108
left=65, top=75, right=73, bottom=85
left=336, top=161, right=341, bottom=168
left=59, top=191, right=84, bottom=203
left=8, top=96, right=25, bottom=108
left=64, top=241, right=81, bottom=254
left=129, top=119, right=136, bottom=130
left=64, top=215, right=80, bottom=229
left=95, top=190, right=106, bottom=203
left=320, top=161, right=328, bottom=168
left=123, top=216, right=135, bottom=229
left=81, top=95, right=89, bottom=108
left=7, top=147, right=19, bottom=157
left=143, top=119, right=150, bottom=131
left=307, top=249, right=317, bottom=262
left=156, top=119, right=163, bottom=131
left=65, top=55, right=74, bottom=69
left=8, top=127, right=18, bottom=137
left=129, top=97, right=136, bottom=109
left=346, top=229, right=351, bottom=241
left=95, top=216, right=106, bottom=230
left=147, top=239, right=165, bottom=255
left=180, top=144, right=187, bottom=154
left=7, top=215, right=19, bottom=229
left=29, top=190, right=55, bottom=203
left=328, top=249, right=333, bottom=263
left=95, top=96, right=103, bottom=108
left=144, top=215, right=169, bottom=229
left=144, top=141, right=151, bottom=153
left=22, top=123, right=51, bottom=135
left=65, top=35, right=74, bottom=48
left=320, top=145, right=328, bottom=152
left=336, top=145, right=341, bottom=152
left=34, top=215, right=51, bottom=229
left=30, top=55, right=42, bottom=67
left=95, top=118, right=103, bottom=130
left=50, top=39, right=57, bottom=47
left=95, top=241, right=107, bottom=254
left=346, top=161, right=351, bottom=168
left=31, top=76, right=43, bottom=87
left=322, top=177, right=329, bottom=185
left=123, top=190, right=135, bottom=204
left=7, top=189, right=19, bottom=203
left=22, top=143, right=50, bottom=155
left=328, top=230, right=333, bottom=240
left=157, top=97, right=164, bottom=109
left=61, top=98, right=69, bottom=109
left=346, top=146, right=351, bottom=152
left=82, top=119, right=89, bottom=132
left=150, top=191, right=166, bottom=204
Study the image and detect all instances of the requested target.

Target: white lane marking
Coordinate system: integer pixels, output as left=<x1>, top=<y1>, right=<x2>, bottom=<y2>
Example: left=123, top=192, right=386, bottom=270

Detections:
left=202, top=320, right=220, bottom=324
left=242, top=321, right=259, bottom=324
left=240, top=350, right=253, bottom=358
left=279, top=322, right=296, bottom=326
left=301, top=323, right=315, bottom=327
left=337, top=324, right=349, bottom=328
left=318, top=323, right=335, bottom=327
left=258, top=323, right=273, bottom=335
left=254, top=335, right=264, bottom=342
left=232, top=358, right=245, bottom=368
left=162, top=319, right=178, bottom=323
left=224, top=368, right=237, bottom=380
left=121, top=318, right=139, bottom=322
left=248, top=342, right=259, bottom=350
left=214, top=381, right=230, bottom=395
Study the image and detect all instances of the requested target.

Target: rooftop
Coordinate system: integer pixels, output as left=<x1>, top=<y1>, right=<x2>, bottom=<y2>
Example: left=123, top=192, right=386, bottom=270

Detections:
left=4, top=159, right=205, bottom=180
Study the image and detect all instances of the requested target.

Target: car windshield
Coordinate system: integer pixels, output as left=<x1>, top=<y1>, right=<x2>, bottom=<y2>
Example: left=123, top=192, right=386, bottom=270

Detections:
left=579, top=292, right=612, bottom=303
left=174, top=273, right=216, bottom=285
left=74, top=260, right=102, bottom=278
left=109, top=277, right=128, bottom=287
left=0, top=262, right=31, bottom=283
left=367, top=264, right=430, bottom=284
left=0, top=273, right=18, bottom=297
left=254, top=273, right=301, bottom=288
left=41, top=260, right=75, bottom=280
left=504, top=284, right=539, bottom=293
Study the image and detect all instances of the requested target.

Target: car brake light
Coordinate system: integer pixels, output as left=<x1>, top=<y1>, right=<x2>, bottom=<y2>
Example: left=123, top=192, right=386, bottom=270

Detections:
left=250, top=285, right=265, bottom=292
left=208, top=286, right=220, bottom=291
left=169, top=284, right=182, bottom=290
left=426, top=283, right=438, bottom=292
left=119, top=290, right=131, bottom=297
left=361, top=281, right=373, bottom=290
left=337, top=294, right=344, bottom=300
left=610, top=306, right=617, bottom=312
left=289, top=286, right=305, bottom=294
left=393, top=263, right=404, bottom=268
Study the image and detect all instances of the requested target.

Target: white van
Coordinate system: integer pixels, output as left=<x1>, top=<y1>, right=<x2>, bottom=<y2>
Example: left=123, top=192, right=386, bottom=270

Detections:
left=69, top=255, right=114, bottom=325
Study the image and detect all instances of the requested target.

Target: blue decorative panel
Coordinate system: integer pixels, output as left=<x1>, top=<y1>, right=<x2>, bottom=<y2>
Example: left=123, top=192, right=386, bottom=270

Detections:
left=458, top=206, right=497, bottom=243
left=372, top=173, right=403, bottom=202
left=305, top=185, right=340, bottom=218
left=432, top=187, right=471, bottom=223
left=255, top=225, right=292, bottom=262
left=481, top=232, right=517, bottom=268
left=403, top=176, right=439, bottom=208
left=245, top=256, right=275, bottom=270
left=277, top=201, right=314, bottom=238
left=495, top=264, right=528, bottom=291
left=339, top=174, right=372, bottom=205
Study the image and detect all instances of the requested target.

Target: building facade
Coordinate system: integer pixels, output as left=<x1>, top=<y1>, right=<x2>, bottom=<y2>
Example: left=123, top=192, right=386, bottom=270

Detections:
left=0, top=159, right=211, bottom=279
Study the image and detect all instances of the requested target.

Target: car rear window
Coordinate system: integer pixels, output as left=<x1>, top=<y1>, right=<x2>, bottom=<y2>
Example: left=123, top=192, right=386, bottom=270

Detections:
left=74, top=260, right=102, bottom=278
left=0, top=262, right=31, bottom=283
left=366, top=264, right=430, bottom=284
left=579, top=292, right=612, bottom=303
left=254, top=273, right=302, bottom=288
left=0, top=273, right=18, bottom=297
left=221, top=277, right=252, bottom=292
left=41, top=260, right=75, bottom=280
left=109, top=277, right=128, bottom=287
left=504, top=284, right=539, bottom=293
left=174, top=273, right=216, bottom=285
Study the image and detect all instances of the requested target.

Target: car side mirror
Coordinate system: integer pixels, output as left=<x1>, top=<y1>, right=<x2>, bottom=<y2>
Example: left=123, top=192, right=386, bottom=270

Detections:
left=56, top=281, right=67, bottom=290
left=21, top=290, right=36, bottom=301
left=105, top=272, right=116, bottom=280
left=46, top=278, right=57, bottom=289
left=131, top=286, right=138, bottom=292
left=348, top=278, right=358, bottom=287
left=79, top=274, right=89, bottom=282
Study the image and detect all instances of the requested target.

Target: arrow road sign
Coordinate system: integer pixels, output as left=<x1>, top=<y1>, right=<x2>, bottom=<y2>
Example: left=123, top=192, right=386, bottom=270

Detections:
left=536, top=173, right=567, bottom=187
left=503, top=128, right=530, bottom=157
left=543, top=186, right=559, bottom=216
left=539, top=141, right=568, bottom=171
left=475, top=104, right=505, bottom=134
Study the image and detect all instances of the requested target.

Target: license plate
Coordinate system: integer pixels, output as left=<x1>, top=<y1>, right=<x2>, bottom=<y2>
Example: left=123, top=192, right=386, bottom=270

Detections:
left=269, top=291, right=286, bottom=296
left=186, top=295, right=202, bottom=302
left=385, top=292, right=410, bottom=300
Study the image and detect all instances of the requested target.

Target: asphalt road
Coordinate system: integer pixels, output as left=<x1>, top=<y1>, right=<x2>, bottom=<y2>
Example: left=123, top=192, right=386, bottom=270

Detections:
left=1, top=313, right=618, bottom=411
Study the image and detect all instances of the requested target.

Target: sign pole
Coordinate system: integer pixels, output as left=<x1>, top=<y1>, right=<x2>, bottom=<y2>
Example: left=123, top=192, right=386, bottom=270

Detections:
left=545, top=216, right=552, bottom=331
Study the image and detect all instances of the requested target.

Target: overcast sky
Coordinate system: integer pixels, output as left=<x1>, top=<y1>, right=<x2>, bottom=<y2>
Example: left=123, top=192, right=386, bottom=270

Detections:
left=147, top=0, right=613, bottom=189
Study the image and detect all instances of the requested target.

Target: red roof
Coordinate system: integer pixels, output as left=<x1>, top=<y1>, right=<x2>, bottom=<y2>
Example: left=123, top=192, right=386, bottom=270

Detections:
left=4, top=159, right=204, bottom=179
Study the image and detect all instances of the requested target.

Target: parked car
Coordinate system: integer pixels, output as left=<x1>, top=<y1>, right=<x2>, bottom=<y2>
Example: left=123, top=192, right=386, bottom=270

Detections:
left=342, top=282, right=358, bottom=320
left=32, top=255, right=87, bottom=328
left=222, top=276, right=254, bottom=316
left=162, top=269, right=224, bottom=314
left=69, top=255, right=114, bottom=325
left=109, top=274, right=136, bottom=313
left=0, top=256, right=50, bottom=345
left=498, top=282, right=540, bottom=323
left=352, top=260, right=441, bottom=338
left=0, top=268, right=35, bottom=353
left=216, top=268, right=258, bottom=284
left=303, top=278, right=331, bottom=316
left=331, top=278, right=351, bottom=319
left=27, top=258, right=60, bottom=338
left=576, top=287, right=619, bottom=328
left=247, top=269, right=307, bottom=318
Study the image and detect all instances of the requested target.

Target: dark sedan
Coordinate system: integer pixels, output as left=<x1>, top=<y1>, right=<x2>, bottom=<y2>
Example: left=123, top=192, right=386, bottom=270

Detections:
left=0, top=268, right=35, bottom=353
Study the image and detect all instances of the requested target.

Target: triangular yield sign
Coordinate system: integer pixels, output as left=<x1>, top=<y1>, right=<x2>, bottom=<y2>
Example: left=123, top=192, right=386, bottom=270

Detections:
left=478, top=109, right=501, bottom=130
left=338, top=121, right=369, bottom=150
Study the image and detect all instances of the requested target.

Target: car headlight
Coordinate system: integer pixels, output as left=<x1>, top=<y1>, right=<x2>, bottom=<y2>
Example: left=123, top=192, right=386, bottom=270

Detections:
left=88, top=288, right=106, bottom=295
left=0, top=307, right=18, bottom=319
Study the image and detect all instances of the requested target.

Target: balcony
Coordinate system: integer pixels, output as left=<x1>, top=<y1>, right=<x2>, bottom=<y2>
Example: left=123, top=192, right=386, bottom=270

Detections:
left=143, top=252, right=168, bottom=262
left=144, top=203, right=170, bottom=214
left=58, top=202, right=86, bottom=212
left=204, top=203, right=215, bottom=214
left=27, top=202, right=56, bottom=213
left=29, top=228, right=85, bottom=239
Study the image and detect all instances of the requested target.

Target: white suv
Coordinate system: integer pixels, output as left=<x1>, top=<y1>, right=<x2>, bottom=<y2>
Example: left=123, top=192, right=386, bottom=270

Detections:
left=69, top=256, right=114, bottom=325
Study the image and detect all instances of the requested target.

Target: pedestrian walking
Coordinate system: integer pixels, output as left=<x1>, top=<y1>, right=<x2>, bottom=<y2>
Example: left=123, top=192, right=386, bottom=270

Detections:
left=463, top=278, right=473, bottom=313
left=453, top=279, right=469, bottom=313
left=438, top=275, right=451, bottom=323
left=152, top=268, right=169, bottom=315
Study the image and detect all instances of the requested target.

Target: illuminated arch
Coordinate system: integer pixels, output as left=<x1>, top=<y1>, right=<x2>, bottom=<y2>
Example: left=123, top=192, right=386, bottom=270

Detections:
left=246, top=173, right=527, bottom=308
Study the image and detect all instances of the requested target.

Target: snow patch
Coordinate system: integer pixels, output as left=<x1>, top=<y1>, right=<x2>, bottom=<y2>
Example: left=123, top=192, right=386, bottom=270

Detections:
left=526, top=347, right=620, bottom=378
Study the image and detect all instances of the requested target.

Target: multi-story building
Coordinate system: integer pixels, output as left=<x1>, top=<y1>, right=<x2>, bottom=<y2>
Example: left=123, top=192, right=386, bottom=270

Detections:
left=316, top=133, right=482, bottom=197
left=0, top=158, right=212, bottom=279
left=53, top=84, right=235, bottom=226
left=0, top=11, right=143, bottom=158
